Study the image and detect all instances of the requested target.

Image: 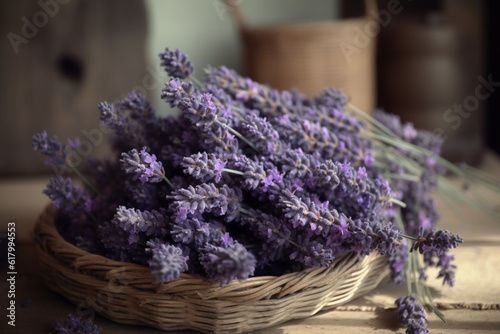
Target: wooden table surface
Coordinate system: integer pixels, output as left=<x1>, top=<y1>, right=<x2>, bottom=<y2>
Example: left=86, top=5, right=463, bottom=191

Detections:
left=1, top=152, right=500, bottom=334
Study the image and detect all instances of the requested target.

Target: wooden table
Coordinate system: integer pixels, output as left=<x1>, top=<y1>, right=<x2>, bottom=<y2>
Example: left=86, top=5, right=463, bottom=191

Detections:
left=1, top=153, right=500, bottom=333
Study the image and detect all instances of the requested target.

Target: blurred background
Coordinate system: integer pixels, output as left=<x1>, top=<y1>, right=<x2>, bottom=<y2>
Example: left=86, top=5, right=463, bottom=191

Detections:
left=0, top=0, right=498, bottom=177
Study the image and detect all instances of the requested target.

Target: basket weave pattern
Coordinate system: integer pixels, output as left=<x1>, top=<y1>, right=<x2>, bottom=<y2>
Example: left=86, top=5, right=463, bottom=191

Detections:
left=35, top=206, right=390, bottom=333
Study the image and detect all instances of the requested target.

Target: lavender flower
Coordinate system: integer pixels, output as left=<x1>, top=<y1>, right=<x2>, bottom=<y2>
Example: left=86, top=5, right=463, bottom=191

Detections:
left=315, top=87, right=348, bottom=110
left=240, top=113, right=282, bottom=154
left=200, top=240, right=256, bottom=284
left=388, top=239, right=408, bottom=285
left=112, top=206, right=167, bottom=241
left=411, top=227, right=463, bottom=256
left=161, top=78, right=198, bottom=108
left=171, top=216, right=211, bottom=246
left=98, top=101, right=127, bottom=134
left=181, top=152, right=227, bottom=182
left=436, top=253, right=457, bottom=287
left=159, top=47, right=194, bottom=79
left=395, top=296, right=429, bottom=334
left=51, top=313, right=101, bottom=334
left=119, top=91, right=155, bottom=121
left=43, top=176, right=91, bottom=216
left=32, top=131, right=69, bottom=167
left=348, top=219, right=400, bottom=255
left=147, top=241, right=189, bottom=282
left=289, top=235, right=335, bottom=267
left=120, top=147, right=165, bottom=184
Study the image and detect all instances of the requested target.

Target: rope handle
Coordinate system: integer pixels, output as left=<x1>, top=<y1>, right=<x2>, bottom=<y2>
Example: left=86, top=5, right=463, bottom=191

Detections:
left=225, top=0, right=378, bottom=32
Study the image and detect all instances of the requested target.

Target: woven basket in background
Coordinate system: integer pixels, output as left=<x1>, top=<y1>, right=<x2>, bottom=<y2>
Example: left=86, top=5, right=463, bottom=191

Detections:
left=35, top=205, right=390, bottom=334
left=230, top=0, right=377, bottom=113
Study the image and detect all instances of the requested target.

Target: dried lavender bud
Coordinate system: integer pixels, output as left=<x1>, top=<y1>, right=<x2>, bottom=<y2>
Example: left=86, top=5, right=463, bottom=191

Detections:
left=98, top=101, right=127, bottom=134
left=315, top=87, right=348, bottom=110
left=395, top=296, right=429, bottom=334
left=181, top=152, right=226, bottom=182
left=161, top=78, right=198, bottom=108
left=168, top=183, right=241, bottom=221
left=43, top=176, right=91, bottom=216
left=240, top=113, right=282, bottom=154
left=411, top=227, right=463, bottom=256
left=289, top=235, right=335, bottom=267
left=147, top=242, right=189, bottom=282
left=240, top=209, right=291, bottom=247
left=200, top=240, right=256, bottom=284
left=159, top=47, right=194, bottom=79
left=113, top=206, right=167, bottom=240
left=170, top=216, right=211, bottom=247
left=51, top=313, right=101, bottom=334
left=348, top=219, right=400, bottom=255
left=281, top=148, right=315, bottom=179
left=230, top=155, right=267, bottom=190
left=436, top=253, right=457, bottom=287
left=32, top=131, right=68, bottom=167
left=388, top=239, right=408, bottom=285
left=120, top=147, right=165, bottom=184
left=119, top=90, right=155, bottom=121
left=168, top=183, right=219, bottom=215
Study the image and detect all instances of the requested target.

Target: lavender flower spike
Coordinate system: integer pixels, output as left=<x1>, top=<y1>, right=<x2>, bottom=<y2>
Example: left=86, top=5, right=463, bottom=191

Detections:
left=147, top=242, right=189, bottom=282
left=395, top=296, right=429, bottom=334
left=200, top=240, right=256, bottom=284
left=32, top=131, right=67, bottom=167
left=159, top=47, right=194, bottom=79
left=181, top=152, right=227, bottom=182
left=410, top=227, right=463, bottom=256
left=51, top=313, right=101, bottom=334
left=121, top=147, right=165, bottom=184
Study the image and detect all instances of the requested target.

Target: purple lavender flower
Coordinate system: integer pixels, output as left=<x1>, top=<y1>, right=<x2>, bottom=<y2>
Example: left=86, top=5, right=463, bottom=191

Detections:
left=240, top=113, right=282, bottom=154
left=200, top=240, right=256, bottom=284
left=161, top=78, right=198, bottom=108
left=119, top=91, right=155, bottom=121
left=43, top=176, right=91, bottom=216
left=113, top=206, right=167, bottom=241
left=411, top=227, right=463, bottom=256
left=51, top=313, right=101, bottom=334
left=170, top=216, right=212, bottom=246
left=120, top=147, right=165, bottom=184
left=98, top=101, right=127, bottom=134
left=436, top=253, right=457, bottom=287
left=147, top=241, right=189, bottom=282
left=168, top=183, right=241, bottom=221
left=181, top=152, right=227, bottom=182
left=395, top=296, right=429, bottom=334
left=159, top=47, right=194, bottom=79
left=388, top=239, right=408, bottom=285
left=315, top=87, right=348, bottom=110
left=348, top=219, right=400, bottom=255
left=240, top=209, right=291, bottom=247
left=289, top=235, right=335, bottom=267
left=32, top=131, right=67, bottom=166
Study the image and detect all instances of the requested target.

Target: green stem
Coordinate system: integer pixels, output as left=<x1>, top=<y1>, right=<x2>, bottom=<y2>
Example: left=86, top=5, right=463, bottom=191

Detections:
left=223, top=168, right=245, bottom=176
left=224, top=124, right=259, bottom=152
left=399, top=233, right=418, bottom=241
left=70, top=166, right=100, bottom=194
left=163, top=176, right=174, bottom=189
left=389, top=198, right=407, bottom=208
left=239, top=207, right=251, bottom=215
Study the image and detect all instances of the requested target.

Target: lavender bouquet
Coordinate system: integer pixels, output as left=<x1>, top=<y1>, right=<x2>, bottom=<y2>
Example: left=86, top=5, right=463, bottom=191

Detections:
left=35, top=47, right=498, bottom=334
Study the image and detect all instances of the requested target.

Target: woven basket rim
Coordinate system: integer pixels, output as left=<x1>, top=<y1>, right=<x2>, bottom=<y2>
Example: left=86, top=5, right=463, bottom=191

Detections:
left=34, top=205, right=390, bottom=333
left=34, top=205, right=376, bottom=297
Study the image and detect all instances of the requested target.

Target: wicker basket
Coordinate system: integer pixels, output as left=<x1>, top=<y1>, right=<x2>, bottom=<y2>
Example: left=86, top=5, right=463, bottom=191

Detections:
left=231, top=0, right=377, bottom=113
left=35, top=205, right=390, bottom=334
